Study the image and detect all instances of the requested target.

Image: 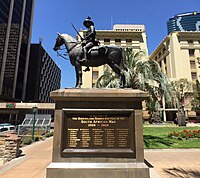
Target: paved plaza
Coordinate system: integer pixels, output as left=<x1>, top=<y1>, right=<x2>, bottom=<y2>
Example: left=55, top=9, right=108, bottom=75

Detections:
left=0, top=137, right=52, bottom=178
left=145, top=149, right=200, bottom=178
left=0, top=137, right=200, bottom=178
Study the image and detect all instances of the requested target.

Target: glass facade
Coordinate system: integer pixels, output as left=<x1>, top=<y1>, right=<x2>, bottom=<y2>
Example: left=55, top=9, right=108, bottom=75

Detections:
left=0, top=0, right=10, bottom=23
left=0, top=0, right=34, bottom=100
left=0, top=0, right=11, bottom=73
left=15, top=0, right=33, bottom=99
left=26, top=44, right=61, bottom=103
left=167, top=12, right=200, bottom=34
left=4, top=0, right=23, bottom=98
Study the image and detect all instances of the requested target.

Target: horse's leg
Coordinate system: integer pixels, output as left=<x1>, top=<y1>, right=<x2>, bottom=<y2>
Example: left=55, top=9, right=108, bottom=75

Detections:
left=108, top=62, right=125, bottom=88
left=75, top=60, right=82, bottom=88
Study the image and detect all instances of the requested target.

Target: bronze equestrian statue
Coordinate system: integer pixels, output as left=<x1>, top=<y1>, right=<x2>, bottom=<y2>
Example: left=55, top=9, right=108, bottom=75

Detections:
left=53, top=17, right=127, bottom=88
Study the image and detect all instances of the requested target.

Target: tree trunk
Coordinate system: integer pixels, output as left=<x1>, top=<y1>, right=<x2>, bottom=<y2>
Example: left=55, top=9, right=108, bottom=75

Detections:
left=177, top=113, right=186, bottom=126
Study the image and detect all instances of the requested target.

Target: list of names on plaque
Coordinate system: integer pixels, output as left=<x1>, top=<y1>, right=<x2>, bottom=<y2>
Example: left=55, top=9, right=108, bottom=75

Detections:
left=66, top=116, right=130, bottom=149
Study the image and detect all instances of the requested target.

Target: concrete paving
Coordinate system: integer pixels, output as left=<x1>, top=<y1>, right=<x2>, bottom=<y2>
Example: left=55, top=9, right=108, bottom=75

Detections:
left=145, top=149, right=200, bottom=178
left=0, top=137, right=53, bottom=178
left=0, top=137, right=200, bottom=178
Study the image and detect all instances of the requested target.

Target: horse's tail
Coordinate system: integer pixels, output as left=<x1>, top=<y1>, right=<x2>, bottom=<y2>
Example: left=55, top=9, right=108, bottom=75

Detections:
left=121, top=48, right=128, bottom=71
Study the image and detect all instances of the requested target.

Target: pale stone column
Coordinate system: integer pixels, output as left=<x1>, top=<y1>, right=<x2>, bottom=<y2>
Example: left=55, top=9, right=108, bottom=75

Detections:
left=22, top=0, right=35, bottom=100
left=52, top=109, right=63, bottom=162
left=12, top=0, right=27, bottom=98
left=162, top=96, right=167, bottom=122
left=134, top=110, right=144, bottom=162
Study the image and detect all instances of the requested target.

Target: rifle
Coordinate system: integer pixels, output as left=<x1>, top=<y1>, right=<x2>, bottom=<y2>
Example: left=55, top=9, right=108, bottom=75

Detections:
left=71, top=23, right=84, bottom=41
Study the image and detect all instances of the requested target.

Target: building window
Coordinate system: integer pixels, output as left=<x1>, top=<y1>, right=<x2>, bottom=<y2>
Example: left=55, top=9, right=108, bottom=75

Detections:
left=104, top=38, right=110, bottom=45
left=115, top=39, right=121, bottom=46
left=162, top=48, right=166, bottom=53
left=159, top=61, right=161, bottom=68
left=188, top=40, right=193, bottom=44
left=104, top=38, right=110, bottom=42
left=190, top=61, right=196, bottom=69
left=164, top=58, right=167, bottom=74
left=191, top=72, right=197, bottom=80
left=115, top=39, right=121, bottom=42
left=92, top=71, right=99, bottom=80
left=126, top=39, right=132, bottom=43
left=126, top=39, right=132, bottom=46
left=189, top=49, right=195, bottom=57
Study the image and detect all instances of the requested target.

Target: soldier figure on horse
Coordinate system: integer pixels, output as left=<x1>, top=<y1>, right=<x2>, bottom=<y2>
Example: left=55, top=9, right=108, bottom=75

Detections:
left=53, top=17, right=127, bottom=88
left=80, top=16, right=99, bottom=72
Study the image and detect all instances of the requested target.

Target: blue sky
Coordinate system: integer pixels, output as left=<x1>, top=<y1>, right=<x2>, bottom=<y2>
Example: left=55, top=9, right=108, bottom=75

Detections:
left=31, top=0, right=200, bottom=88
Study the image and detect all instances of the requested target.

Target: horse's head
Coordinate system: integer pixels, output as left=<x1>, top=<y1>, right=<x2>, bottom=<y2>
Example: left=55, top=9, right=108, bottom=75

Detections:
left=53, top=32, right=64, bottom=51
left=53, top=33, right=78, bottom=52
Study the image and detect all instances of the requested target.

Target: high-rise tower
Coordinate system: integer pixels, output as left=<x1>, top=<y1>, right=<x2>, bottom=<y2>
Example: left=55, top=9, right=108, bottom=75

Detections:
left=0, top=0, right=35, bottom=101
left=167, top=11, right=200, bottom=34
left=26, top=43, right=61, bottom=103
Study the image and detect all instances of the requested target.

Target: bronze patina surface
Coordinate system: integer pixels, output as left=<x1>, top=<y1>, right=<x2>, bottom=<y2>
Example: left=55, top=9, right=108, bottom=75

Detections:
left=61, top=110, right=135, bottom=158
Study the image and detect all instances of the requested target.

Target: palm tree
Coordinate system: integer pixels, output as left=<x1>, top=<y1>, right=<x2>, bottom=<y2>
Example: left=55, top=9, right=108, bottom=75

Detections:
left=96, top=48, right=172, bottom=121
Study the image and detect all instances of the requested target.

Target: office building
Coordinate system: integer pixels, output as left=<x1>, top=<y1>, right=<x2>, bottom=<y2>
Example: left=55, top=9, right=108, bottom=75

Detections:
left=167, top=11, right=200, bottom=34
left=79, top=24, right=148, bottom=88
left=149, top=31, right=200, bottom=121
left=26, top=43, right=61, bottom=103
left=150, top=32, right=200, bottom=81
left=0, top=0, right=35, bottom=101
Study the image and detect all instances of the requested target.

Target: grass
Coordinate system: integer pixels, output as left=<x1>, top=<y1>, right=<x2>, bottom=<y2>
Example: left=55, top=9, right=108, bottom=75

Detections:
left=143, top=126, right=200, bottom=149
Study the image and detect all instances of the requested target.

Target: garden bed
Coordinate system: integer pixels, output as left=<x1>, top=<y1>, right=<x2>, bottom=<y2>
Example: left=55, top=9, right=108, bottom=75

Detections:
left=143, top=126, right=200, bottom=149
left=168, top=130, right=200, bottom=140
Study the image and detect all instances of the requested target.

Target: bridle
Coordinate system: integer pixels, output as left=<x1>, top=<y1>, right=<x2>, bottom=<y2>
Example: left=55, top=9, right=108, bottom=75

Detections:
left=55, top=35, right=80, bottom=60
left=56, top=48, right=69, bottom=60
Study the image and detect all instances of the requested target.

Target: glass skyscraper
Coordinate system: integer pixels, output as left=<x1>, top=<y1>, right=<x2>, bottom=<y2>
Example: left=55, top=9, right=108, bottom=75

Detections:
left=0, top=0, right=35, bottom=101
left=167, top=12, right=200, bottom=34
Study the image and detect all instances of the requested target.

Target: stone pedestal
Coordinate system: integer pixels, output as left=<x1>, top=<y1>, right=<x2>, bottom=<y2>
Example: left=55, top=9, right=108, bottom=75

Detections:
left=0, top=133, right=21, bottom=165
left=46, top=88, right=150, bottom=178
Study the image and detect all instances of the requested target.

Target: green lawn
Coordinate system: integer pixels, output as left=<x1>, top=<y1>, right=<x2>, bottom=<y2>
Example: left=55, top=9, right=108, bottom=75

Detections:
left=143, top=126, right=200, bottom=149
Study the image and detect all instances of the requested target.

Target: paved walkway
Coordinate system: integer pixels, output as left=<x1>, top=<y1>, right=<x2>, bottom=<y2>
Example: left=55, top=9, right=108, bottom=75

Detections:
left=0, top=137, right=200, bottom=178
left=145, top=149, right=200, bottom=178
left=0, top=137, right=53, bottom=178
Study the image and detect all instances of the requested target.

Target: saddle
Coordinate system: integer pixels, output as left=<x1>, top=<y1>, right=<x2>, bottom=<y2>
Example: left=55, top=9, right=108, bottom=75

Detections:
left=88, top=45, right=106, bottom=55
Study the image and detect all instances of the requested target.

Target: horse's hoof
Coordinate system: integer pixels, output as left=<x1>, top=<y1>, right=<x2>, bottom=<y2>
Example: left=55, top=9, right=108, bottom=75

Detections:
left=75, top=84, right=82, bottom=88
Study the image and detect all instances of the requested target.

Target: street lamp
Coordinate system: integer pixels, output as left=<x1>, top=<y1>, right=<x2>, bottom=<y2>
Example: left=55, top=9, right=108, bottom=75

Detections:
left=32, top=106, right=38, bottom=142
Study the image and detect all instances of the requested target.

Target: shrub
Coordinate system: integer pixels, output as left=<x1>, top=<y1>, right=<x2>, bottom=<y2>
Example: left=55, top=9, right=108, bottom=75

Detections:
left=46, top=132, right=54, bottom=138
left=22, top=137, right=32, bottom=145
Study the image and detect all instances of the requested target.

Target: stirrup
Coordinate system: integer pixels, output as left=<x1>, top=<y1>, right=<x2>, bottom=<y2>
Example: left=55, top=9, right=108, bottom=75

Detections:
left=79, top=58, right=87, bottom=62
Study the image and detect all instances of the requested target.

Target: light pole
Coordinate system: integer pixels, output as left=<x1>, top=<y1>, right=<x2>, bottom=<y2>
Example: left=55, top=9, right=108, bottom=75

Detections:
left=32, top=106, right=38, bottom=142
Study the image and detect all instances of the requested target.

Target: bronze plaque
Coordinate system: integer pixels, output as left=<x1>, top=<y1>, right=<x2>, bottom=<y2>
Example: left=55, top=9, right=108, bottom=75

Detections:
left=61, top=110, right=135, bottom=158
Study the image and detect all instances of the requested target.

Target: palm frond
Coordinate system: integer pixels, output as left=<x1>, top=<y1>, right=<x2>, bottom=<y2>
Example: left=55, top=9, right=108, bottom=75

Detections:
left=95, top=49, right=173, bottom=105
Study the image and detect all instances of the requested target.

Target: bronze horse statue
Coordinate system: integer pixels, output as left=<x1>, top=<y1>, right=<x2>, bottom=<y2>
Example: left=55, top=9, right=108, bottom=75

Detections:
left=53, top=33, right=127, bottom=88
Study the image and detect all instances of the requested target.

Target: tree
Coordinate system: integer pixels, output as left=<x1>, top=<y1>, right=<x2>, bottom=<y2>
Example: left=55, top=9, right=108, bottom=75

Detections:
left=171, top=78, right=193, bottom=126
left=96, top=48, right=172, bottom=122
left=192, top=57, right=200, bottom=110
left=191, top=80, right=200, bottom=111
left=146, top=96, right=162, bottom=123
